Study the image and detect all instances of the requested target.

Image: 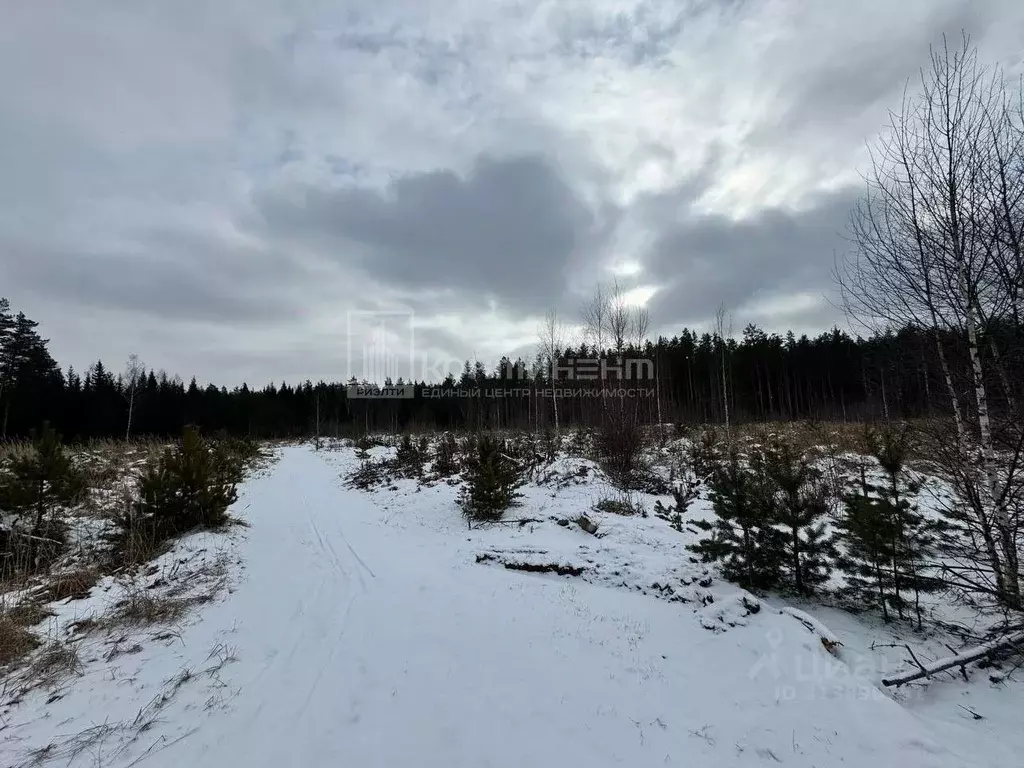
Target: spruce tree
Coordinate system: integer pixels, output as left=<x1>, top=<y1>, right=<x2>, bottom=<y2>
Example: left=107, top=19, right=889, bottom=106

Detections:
left=457, top=434, right=524, bottom=523
left=689, top=447, right=784, bottom=591
left=754, top=436, right=835, bottom=595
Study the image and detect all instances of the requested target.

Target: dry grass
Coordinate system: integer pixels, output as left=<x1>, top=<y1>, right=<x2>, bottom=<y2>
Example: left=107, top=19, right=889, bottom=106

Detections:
left=726, top=418, right=953, bottom=464
left=11, top=642, right=236, bottom=768
left=39, top=567, right=102, bottom=603
left=0, top=438, right=33, bottom=463
left=593, top=493, right=645, bottom=517
left=727, top=420, right=871, bottom=456
left=106, top=588, right=194, bottom=628
left=23, top=639, right=82, bottom=688
left=2, top=601, right=54, bottom=628
left=0, top=614, right=42, bottom=666
left=114, top=524, right=172, bottom=568
left=65, top=591, right=193, bottom=637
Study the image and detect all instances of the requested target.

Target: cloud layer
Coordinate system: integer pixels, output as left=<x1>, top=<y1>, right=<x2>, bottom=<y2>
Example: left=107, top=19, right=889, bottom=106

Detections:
left=1, top=0, right=1021, bottom=384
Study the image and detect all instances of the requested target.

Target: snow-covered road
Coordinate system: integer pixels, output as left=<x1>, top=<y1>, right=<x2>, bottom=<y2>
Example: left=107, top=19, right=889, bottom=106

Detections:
left=5, top=446, right=1006, bottom=767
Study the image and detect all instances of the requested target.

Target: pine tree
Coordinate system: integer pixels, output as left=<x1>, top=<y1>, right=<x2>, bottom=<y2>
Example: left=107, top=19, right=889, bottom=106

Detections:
left=0, top=311, right=61, bottom=437
left=0, top=298, right=12, bottom=438
left=457, top=434, right=524, bottom=523
left=395, top=433, right=419, bottom=473
left=688, top=427, right=720, bottom=480
left=754, top=436, right=835, bottom=594
left=868, top=426, right=940, bottom=627
left=0, top=423, right=85, bottom=565
left=0, top=298, right=13, bottom=365
left=130, top=427, right=239, bottom=539
left=654, top=473, right=700, bottom=532
left=392, top=433, right=427, bottom=477
left=689, top=448, right=784, bottom=591
left=836, top=465, right=900, bottom=621
left=432, top=433, right=459, bottom=477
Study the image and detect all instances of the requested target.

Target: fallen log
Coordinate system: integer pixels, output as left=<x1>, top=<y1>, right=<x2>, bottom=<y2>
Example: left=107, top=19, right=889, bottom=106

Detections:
left=882, top=630, right=1024, bottom=687
left=779, top=607, right=843, bottom=656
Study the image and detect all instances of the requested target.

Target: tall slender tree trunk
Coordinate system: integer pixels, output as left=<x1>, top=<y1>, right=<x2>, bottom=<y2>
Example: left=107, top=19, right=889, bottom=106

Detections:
left=721, top=345, right=729, bottom=431
left=875, top=556, right=890, bottom=623
left=965, top=299, right=1020, bottom=607
left=125, top=389, right=135, bottom=441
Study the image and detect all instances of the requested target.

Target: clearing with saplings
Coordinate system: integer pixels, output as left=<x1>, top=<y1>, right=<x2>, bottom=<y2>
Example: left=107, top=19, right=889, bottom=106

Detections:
left=1, top=423, right=1023, bottom=767
left=2, top=21, right=1024, bottom=768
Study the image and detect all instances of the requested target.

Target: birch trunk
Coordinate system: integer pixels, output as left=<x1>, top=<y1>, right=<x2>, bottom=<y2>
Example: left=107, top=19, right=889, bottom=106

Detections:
left=965, top=296, right=1020, bottom=607
left=125, top=388, right=135, bottom=441
left=551, top=373, right=559, bottom=433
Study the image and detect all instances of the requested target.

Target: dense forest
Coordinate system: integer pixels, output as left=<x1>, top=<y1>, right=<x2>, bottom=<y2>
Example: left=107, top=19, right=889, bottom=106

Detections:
left=3, top=295, right=1018, bottom=440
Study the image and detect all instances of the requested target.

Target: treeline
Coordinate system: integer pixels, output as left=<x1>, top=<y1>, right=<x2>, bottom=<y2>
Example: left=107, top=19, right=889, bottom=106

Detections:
left=3, top=296, right=1020, bottom=441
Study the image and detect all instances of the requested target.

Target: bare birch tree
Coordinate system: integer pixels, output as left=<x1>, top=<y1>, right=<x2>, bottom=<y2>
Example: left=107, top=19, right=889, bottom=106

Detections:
left=581, top=282, right=609, bottom=355
left=715, top=303, right=733, bottom=431
left=537, top=309, right=565, bottom=433
left=608, top=280, right=631, bottom=356
left=123, top=353, right=145, bottom=441
left=836, top=34, right=1023, bottom=609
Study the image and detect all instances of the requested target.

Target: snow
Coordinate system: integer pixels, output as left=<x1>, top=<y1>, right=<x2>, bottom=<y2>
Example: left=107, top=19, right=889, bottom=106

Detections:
left=3, top=443, right=1021, bottom=767
left=779, top=606, right=843, bottom=650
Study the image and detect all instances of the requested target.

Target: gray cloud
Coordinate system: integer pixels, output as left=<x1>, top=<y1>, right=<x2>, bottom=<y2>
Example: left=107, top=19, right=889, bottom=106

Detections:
left=4, top=237, right=293, bottom=325
left=641, top=186, right=856, bottom=331
left=749, top=1, right=1002, bottom=152
left=255, top=155, right=602, bottom=312
left=1, top=0, right=1021, bottom=384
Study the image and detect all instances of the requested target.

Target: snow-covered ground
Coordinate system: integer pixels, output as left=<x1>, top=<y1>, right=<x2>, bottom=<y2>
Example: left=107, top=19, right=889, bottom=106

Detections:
left=3, top=443, right=1021, bottom=767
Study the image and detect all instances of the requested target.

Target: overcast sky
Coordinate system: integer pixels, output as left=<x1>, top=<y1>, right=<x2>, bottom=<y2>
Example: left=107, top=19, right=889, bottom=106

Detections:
left=2, top=1, right=1022, bottom=386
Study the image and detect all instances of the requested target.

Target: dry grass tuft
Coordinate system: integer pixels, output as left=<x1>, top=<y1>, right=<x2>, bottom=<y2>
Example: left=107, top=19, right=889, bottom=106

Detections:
left=66, top=590, right=193, bottom=637
left=0, top=613, right=42, bottom=666
left=3, top=601, right=55, bottom=628
left=25, top=640, right=82, bottom=688
left=107, top=588, right=193, bottom=628
left=39, top=567, right=102, bottom=603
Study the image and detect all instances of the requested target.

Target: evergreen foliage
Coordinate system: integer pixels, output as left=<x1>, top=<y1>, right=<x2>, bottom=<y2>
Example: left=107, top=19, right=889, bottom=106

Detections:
left=689, top=428, right=721, bottom=481
left=654, top=474, right=700, bottom=532
left=837, top=467, right=900, bottom=621
left=837, top=426, right=940, bottom=626
left=457, top=434, right=524, bottom=523
left=394, top=433, right=425, bottom=477
left=689, top=448, right=784, bottom=591
left=126, top=427, right=240, bottom=542
left=5, top=295, right=1015, bottom=440
left=753, top=436, right=835, bottom=594
left=0, top=423, right=85, bottom=567
left=432, top=433, right=460, bottom=477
